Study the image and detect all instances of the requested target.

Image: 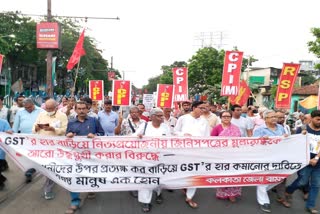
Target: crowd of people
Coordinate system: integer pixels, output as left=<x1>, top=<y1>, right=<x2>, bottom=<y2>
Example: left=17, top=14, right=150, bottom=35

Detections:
left=0, top=95, right=319, bottom=214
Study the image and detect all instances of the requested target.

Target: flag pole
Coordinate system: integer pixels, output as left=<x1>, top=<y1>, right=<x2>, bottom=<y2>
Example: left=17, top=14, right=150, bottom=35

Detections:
left=71, top=58, right=81, bottom=97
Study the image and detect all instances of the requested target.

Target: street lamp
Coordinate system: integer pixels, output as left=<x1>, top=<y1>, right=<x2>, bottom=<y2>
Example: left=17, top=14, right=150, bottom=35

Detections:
left=0, top=34, right=15, bottom=38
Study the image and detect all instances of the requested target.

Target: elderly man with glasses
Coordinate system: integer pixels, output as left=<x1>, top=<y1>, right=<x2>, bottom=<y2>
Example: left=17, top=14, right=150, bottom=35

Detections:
left=253, top=110, right=288, bottom=213
left=133, top=108, right=171, bottom=212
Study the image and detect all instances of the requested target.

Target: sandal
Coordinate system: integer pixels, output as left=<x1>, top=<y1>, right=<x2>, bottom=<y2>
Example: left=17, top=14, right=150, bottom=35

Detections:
left=306, top=208, right=319, bottom=214
left=182, top=188, right=187, bottom=195
left=87, top=192, right=96, bottom=199
left=141, top=203, right=151, bottom=213
left=185, top=198, right=198, bottom=209
left=229, top=196, right=236, bottom=203
left=65, top=205, right=79, bottom=214
left=276, top=198, right=291, bottom=208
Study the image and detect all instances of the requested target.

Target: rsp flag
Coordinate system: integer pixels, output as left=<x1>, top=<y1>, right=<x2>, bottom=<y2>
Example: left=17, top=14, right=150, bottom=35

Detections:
left=275, top=63, right=300, bottom=109
left=173, top=67, right=188, bottom=102
left=221, top=51, right=243, bottom=96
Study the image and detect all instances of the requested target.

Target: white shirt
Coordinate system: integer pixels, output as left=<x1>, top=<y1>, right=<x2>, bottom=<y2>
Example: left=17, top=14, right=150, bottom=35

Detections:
left=174, top=114, right=210, bottom=137
left=134, top=122, right=171, bottom=137
left=231, top=116, right=254, bottom=137
left=164, top=116, right=177, bottom=134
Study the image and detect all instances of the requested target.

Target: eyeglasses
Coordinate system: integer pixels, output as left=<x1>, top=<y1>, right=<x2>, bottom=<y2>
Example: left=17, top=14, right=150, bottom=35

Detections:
left=198, top=107, right=206, bottom=110
left=266, top=116, right=277, bottom=119
left=221, top=116, right=232, bottom=118
left=154, top=114, right=164, bottom=117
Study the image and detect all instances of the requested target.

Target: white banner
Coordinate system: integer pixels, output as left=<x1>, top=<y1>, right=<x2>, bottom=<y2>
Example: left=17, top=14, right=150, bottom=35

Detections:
left=0, top=133, right=309, bottom=192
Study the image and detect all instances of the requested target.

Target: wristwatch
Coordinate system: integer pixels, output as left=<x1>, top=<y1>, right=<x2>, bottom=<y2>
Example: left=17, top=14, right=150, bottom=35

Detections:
left=315, top=156, right=319, bottom=160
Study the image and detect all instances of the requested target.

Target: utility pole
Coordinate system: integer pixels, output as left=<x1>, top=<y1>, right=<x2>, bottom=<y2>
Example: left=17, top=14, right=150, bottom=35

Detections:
left=46, top=0, right=53, bottom=97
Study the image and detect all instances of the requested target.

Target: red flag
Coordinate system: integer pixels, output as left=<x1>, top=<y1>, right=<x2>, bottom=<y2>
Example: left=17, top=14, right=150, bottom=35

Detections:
left=0, top=54, right=3, bottom=74
left=66, top=30, right=86, bottom=70
left=229, top=80, right=251, bottom=106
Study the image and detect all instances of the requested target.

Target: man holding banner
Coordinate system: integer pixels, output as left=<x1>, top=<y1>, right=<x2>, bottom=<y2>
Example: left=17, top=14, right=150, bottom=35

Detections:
left=286, top=110, right=320, bottom=214
left=253, top=110, right=288, bottom=213
left=174, top=101, right=210, bottom=209
left=133, top=108, right=171, bottom=212
left=65, top=101, right=104, bottom=214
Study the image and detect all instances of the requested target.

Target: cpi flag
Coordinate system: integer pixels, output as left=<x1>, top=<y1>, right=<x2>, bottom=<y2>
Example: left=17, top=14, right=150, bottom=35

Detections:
left=112, top=80, right=131, bottom=106
left=173, top=67, right=188, bottom=102
left=156, top=84, right=174, bottom=108
left=89, top=80, right=104, bottom=101
left=229, top=80, right=251, bottom=106
left=275, top=63, right=300, bottom=109
left=66, top=30, right=86, bottom=71
left=221, top=51, right=243, bottom=96
left=0, top=54, right=3, bottom=74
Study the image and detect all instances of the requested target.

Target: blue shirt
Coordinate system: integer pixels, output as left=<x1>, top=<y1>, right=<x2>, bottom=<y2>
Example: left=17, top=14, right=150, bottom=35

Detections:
left=12, top=107, right=43, bottom=134
left=66, top=116, right=104, bottom=136
left=98, top=110, right=118, bottom=136
left=0, top=119, right=11, bottom=132
left=253, top=124, right=285, bottom=137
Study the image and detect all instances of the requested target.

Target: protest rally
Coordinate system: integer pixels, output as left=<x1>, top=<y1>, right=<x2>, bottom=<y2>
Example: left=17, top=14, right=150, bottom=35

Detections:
left=1, top=1, right=320, bottom=214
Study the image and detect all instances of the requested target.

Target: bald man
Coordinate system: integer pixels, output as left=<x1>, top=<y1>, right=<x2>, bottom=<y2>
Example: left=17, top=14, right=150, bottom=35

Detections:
left=33, top=98, right=68, bottom=200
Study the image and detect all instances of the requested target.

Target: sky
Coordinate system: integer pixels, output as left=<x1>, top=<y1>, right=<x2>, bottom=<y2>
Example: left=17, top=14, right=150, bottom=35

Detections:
left=2, top=0, right=320, bottom=88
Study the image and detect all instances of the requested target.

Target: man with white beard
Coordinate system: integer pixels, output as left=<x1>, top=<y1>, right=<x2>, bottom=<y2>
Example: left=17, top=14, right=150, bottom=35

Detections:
left=133, top=108, right=171, bottom=212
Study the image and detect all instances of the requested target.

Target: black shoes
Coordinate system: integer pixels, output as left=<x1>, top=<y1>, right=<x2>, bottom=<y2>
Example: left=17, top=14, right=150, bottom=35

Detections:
left=155, top=194, right=163, bottom=204
left=0, top=159, right=9, bottom=172
left=130, top=191, right=138, bottom=198
left=25, top=168, right=36, bottom=183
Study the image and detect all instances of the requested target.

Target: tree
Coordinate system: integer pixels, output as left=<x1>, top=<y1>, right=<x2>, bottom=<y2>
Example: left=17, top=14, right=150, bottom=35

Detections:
left=188, top=47, right=225, bottom=101
left=0, top=12, right=113, bottom=96
left=143, top=75, right=161, bottom=94
left=301, top=72, right=316, bottom=86
left=159, top=61, right=188, bottom=84
left=308, top=28, right=320, bottom=70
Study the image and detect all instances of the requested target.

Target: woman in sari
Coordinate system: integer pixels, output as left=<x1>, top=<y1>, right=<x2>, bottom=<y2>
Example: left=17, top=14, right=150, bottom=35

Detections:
left=211, top=110, right=241, bottom=203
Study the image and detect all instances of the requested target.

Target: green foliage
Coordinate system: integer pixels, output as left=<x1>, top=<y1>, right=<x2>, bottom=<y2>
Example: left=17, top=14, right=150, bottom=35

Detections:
left=159, top=61, right=187, bottom=84
left=0, top=12, right=114, bottom=95
left=301, top=73, right=316, bottom=86
left=143, top=75, right=161, bottom=94
left=308, top=28, right=320, bottom=70
left=308, top=28, right=320, bottom=58
left=188, top=47, right=225, bottom=100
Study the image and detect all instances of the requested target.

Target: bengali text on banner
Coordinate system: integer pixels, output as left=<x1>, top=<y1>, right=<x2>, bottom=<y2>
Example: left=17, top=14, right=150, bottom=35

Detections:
left=0, top=133, right=309, bottom=192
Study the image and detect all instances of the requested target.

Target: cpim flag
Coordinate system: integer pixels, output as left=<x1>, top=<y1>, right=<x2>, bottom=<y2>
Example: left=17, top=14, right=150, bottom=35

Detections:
left=229, top=80, right=251, bottom=106
left=0, top=54, right=3, bottom=74
left=220, top=51, right=243, bottom=96
left=66, top=30, right=86, bottom=71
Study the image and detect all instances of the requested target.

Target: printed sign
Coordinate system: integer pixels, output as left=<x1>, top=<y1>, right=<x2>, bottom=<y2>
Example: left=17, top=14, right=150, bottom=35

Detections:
left=112, top=80, right=131, bottom=106
left=156, top=84, right=174, bottom=108
left=173, top=67, right=188, bottom=102
left=275, top=63, right=300, bottom=109
left=0, top=133, right=308, bottom=192
left=36, top=22, right=61, bottom=49
left=221, top=51, right=243, bottom=96
left=89, top=80, right=104, bottom=101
